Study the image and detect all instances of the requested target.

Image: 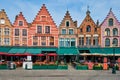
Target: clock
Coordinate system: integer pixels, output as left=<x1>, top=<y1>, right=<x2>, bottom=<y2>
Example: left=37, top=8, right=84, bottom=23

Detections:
left=0, top=19, right=5, bottom=24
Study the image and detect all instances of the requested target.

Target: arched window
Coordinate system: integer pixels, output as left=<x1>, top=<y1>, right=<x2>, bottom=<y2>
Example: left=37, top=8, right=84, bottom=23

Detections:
left=113, top=28, right=118, bottom=36
left=105, top=28, right=110, bottom=36
left=108, top=18, right=113, bottom=26
left=86, top=25, right=91, bottom=32
left=113, top=38, right=118, bottom=46
left=105, top=38, right=110, bottom=47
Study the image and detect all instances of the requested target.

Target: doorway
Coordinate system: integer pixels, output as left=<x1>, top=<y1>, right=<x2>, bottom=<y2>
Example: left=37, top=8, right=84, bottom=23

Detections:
left=64, top=55, right=71, bottom=63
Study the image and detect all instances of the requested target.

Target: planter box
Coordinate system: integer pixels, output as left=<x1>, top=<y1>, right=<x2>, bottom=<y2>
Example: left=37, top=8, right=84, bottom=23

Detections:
left=47, top=65, right=58, bottom=69
left=32, top=65, right=47, bottom=69
left=93, top=66, right=103, bottom=70
left=0, top=64, right=8, bottom=70
left=32, top=65, right=58, bottom=70
left=57, top=65, right=68, bottom=70
left=76, top=65, right=88, bottom=70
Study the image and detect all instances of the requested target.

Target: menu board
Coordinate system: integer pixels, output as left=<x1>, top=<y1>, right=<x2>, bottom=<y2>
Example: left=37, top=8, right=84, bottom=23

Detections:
left=27, top=56, right=32, bottom=61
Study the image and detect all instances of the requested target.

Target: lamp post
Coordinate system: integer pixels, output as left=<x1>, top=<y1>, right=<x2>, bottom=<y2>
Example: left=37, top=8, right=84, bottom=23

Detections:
left=112, top=43, right=116, bottom=74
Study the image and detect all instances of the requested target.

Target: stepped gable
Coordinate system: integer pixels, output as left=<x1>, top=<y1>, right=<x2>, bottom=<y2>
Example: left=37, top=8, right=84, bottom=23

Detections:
left=59, top=10, right=76, bottom=27
left=0, top=9, right=12, bottom=27
left=32, top=4, right=57, bottom=27
left=79, top=9, right=96, bottom=28
left=13, top=12, right=28, bottom=27
left=100, top=8, right=120, bottom=26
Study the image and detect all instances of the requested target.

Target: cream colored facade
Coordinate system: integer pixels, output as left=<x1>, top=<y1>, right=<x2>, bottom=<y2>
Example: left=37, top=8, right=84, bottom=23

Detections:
left=0, top=9, right=13, bottom=46
left=59, top=11, right=78, bottom=47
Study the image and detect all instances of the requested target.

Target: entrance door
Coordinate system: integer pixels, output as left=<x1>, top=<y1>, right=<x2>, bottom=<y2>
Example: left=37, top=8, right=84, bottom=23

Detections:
left=65, top=55, right=71, bottom=63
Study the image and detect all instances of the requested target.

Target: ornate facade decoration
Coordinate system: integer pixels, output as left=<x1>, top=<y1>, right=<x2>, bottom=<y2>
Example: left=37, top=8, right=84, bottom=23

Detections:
left=100, top=8, right=120, bottom=47
left=59, top=11, right=77, bottom=47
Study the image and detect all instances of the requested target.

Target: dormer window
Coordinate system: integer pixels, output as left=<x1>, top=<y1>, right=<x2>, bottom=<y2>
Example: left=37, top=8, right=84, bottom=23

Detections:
left=19, top=21, right=23, bottom=26
left=108, top=18, right=113, bottom=26
left=66, top=21, right=70, bottom=27
left=86, top=25, right=91, bottom=32
left=0, top=18, right=5, bottom=24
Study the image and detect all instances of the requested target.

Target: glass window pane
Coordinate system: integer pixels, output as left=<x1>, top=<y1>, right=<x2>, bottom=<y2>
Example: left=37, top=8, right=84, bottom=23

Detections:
left=22, top=29, right=27, bottom=36
left=109, top=18, right=113, bottom=26
left=15, top=29, right=19, bottom=36
left=37, top=26, right=42, bottom=33
left=45, top=26, right=50, bottom=33
left=19, top=21, right=23, bottom=26
left=62, top=29, right=66, bottom=34
left=69, top=29, right=73, bottom=34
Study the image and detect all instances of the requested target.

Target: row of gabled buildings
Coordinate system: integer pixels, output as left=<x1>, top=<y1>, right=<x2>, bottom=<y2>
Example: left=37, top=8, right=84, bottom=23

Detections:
left=0, top=4, right=120, bottom=48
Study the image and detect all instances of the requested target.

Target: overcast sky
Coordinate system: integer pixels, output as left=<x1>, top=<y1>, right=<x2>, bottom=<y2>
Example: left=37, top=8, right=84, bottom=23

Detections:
left=0, top=0, right=120, bottom=26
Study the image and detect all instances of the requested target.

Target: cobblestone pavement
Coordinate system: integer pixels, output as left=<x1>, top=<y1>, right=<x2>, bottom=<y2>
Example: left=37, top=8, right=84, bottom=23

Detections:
left=0, top=68, right=119, bottom=80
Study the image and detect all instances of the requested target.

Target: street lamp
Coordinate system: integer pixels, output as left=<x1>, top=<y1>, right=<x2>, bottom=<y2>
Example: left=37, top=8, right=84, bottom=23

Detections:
left=112, top=43, right=116, bottom=74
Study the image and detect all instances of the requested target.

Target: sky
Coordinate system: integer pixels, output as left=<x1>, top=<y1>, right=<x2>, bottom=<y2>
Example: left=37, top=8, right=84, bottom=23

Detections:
left=0, top=0, right=120, bottom=26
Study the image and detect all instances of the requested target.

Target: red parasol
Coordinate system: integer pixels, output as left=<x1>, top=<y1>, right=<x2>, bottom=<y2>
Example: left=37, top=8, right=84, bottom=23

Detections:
left=24, top=53, right=32, bottom=56
left=47, top=53, right=57, bottom=56
left=0, top=52, right=8, bottom=55
left=37, top=54, right=45, bottom=56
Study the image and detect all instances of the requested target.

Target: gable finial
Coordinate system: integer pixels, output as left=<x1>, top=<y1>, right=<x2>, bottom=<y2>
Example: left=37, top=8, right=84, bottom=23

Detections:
left=86, top=5, right=90, bottom=15
left=87, top=5, right=89, bottom=11
left=110, top=8, right=112, bottom=11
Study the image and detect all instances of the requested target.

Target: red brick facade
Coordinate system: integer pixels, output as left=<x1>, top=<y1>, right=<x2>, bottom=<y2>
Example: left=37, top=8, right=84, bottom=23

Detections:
left=28, top=4, right=58, bottom=47
left=13, top=12, right=28, bottom=46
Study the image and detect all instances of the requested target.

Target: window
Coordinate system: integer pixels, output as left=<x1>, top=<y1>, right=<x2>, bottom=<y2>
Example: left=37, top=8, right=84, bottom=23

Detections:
left=0, top=28, right=1, bottom=35
left=14, top=37, right=19, bottom=46
left=59, top=38, right=64, bottom=47
left=79, top=37, right=84, bottom=46
left=86, top=37, right=91, bottom=46
left=62, top=29, right=66, bottom=34
left=50, top=37, right=54, bottom=46
left=86, top=25, right=91, bottom=32
left=37, top=26, right=42, bottom=33
left=66, top=21, right=70, bottom=27
left=95, top=28, right=97, bottom=32
left=65, top=38, right=70, bottom=47
left=71, top=38, right=75, bottom=47
left=0, top=18, right=5, bottom=24
left=105, top=38, right=110, bottom=47
left=4, top=28, right=9, bottom=35
left=80, top=28, right=82, bottom=32
left=45, top=26, right=50, bottom=33
left=22, top=37, right=27, bottom=46
left=22, top=29, right=27, bottom=36
left=113, top=28, right=118, bottom=36
left=33, top=36, right=38, bottom=46
left=105, top=28, right=110, bottom=36
left=69, top=29, right=73, bottom=34
left=113, top=38, right=118, bottom=46
left=4, top=38, right=9, bottom=45
left=93, top=37, right=98, bottom=46
left=41, top=36, right=46, bottom=46
left=15, top=29, right=19, bottom=36
left=108, top=18, right=113, bottom=26
left=19, top=21, right=23, bottom=26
